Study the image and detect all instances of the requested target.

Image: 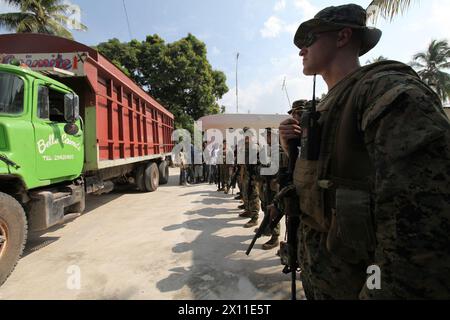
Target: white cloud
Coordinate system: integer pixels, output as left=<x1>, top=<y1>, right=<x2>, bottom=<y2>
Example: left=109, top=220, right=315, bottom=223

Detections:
left=274, top=0, right=286, bottom=12
left=293, top=0, right=317, bottom=19
left=260, top=16, right=284, bottom=38
left=260, top=16, right=298, bottom=38
left=284, top=22, right=299, bottom=35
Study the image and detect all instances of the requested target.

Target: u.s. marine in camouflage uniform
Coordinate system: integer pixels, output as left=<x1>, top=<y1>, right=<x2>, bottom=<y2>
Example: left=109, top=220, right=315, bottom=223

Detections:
left=280, top=4, right=450, bottom=299
left=239, top=128, right=261, bottom=228
left=256, top=128, right=281, bottom=250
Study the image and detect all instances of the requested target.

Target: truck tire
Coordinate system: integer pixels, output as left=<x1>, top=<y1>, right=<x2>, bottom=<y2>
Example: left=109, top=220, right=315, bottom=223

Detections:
left=0, top=192, right=27, bottom=287
left=135, top=165, right=146, bottom=192
left=159, top=161, right=169, bottom=185
left=144, top=162, right=159, bottom=192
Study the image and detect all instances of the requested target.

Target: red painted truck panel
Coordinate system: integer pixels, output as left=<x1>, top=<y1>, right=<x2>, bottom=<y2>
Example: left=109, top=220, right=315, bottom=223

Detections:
left=0, top=34, right=174, bottom=168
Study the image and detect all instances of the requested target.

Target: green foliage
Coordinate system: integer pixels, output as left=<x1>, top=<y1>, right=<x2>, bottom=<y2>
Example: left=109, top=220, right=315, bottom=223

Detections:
left=411, top=39, right=450, bottom=103
left=0, top=0, right=87, bottom=39
left=97, top=34, right=229, bottom=131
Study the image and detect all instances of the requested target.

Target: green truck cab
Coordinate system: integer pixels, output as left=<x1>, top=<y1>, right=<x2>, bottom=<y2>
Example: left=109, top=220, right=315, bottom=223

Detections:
left=0, top=64, right=84, bottom=188
left=0, top=64, right=85, bottom=285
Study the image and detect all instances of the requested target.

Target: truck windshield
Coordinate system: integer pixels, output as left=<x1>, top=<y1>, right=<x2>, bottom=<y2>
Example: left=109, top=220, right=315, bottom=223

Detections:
left=0, top=72, right=24, bottom=115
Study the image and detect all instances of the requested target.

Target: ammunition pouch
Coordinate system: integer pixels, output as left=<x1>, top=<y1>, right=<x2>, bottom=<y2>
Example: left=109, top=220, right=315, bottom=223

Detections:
left=293, top=158, right=329, bottom=232
left=326, top=187, right=376, bottom=264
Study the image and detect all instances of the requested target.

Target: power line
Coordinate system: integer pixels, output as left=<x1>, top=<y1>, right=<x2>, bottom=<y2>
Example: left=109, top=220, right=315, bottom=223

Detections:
left=122, top=0, right=133, bottom=40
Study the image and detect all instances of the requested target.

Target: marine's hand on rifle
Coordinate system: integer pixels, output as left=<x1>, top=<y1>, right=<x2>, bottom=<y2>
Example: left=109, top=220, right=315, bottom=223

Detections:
left=279, top=118, right=302, bottom=154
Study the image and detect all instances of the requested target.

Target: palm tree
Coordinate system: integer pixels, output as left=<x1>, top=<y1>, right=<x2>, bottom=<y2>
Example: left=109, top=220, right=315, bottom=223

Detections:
left=411, top=39, right=450, bottom=103
left=0, top=0, right=87, bottom=39
left=366, top=55, right=389, bottom=65
left=367, top=0, right=416, bottom=22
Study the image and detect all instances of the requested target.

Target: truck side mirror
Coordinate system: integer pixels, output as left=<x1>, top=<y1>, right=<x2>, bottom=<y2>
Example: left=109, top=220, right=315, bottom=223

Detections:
left=64, top=93, right=80, bottom=136
left=64, top=93, right=80, bottom=123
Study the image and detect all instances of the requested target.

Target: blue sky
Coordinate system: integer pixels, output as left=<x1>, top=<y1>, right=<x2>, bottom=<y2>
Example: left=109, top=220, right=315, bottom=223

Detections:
left=1, top=0, right=449, bottom=114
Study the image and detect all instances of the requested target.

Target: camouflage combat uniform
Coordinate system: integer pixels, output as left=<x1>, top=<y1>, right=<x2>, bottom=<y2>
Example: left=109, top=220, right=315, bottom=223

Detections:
left=217, top=147, right=229, bottom=191
left=295, top=60, right=450, bottom=299
left=258, top=143, right=281, bottom=237
left=241, top=141, right=260, bottom=221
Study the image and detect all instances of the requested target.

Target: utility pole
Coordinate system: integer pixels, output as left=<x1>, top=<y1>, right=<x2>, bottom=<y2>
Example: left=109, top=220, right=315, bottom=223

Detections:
left=236, top=52, right=239, bottom=113
left=282, top=77, right=291, bottom=108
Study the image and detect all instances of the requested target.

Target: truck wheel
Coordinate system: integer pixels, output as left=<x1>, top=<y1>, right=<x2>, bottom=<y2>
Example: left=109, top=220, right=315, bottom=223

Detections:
left=135, top=165, right=146, bottom=192
left=144, top=162, right=159, bottom=192
left=0, top=192, right=27, bottom=286
left=159, top=161, right=169, bottom=185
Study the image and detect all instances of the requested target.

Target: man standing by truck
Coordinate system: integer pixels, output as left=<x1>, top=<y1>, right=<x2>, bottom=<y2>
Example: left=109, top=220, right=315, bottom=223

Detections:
left=279, top=4, right=450, bottom=299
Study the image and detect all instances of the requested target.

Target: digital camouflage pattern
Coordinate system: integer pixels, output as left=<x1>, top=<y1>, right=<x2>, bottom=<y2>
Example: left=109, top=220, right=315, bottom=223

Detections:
left=294, top=4, right=382, bottom=56
left=257, top=174, right=280, bottom=237
left=295, top=60, right=450, bottom=299
left=288, top=99, right=308, bottom=115
left=242, top=163, right=260, bottom=219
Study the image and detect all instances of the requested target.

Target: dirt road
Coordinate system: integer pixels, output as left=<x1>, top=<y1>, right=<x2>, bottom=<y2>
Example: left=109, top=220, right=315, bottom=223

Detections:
left=0, top=169, right=304, bottom=300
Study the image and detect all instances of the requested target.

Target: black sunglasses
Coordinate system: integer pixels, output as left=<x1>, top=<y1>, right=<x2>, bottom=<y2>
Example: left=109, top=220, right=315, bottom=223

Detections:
left=302, top=29, right=342, bottom=48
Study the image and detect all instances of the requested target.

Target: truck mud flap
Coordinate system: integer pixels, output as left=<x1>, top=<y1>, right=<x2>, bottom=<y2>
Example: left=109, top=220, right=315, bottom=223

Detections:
left=28, top=185, right=84, bottom=232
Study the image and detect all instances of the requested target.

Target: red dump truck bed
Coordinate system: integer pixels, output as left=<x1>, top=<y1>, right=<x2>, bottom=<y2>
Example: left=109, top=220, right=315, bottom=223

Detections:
left=0, top=33, right=174, bottom=171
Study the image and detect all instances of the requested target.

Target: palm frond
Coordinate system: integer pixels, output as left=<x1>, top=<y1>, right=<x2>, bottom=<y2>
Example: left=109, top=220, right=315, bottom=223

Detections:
left=1, top=0, right=24, bottom=7
left=0, top=12, right=34, bottom=30
left=16, top=15, right=39, bottom=33
left=413, top=52, right=427, bottom=61
left=410, top=61, right=425, bottom=69
left=367, top=0, right=416, bottom=23
left=413, top=39, right=450, bottom=102
left=46, top=18, right=73, bottom=39
left=1, top=0, right=87, bottom=38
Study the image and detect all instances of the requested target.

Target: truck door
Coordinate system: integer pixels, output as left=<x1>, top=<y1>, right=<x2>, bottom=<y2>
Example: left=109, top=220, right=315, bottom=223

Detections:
left=33, top=80, right=83, bottom=181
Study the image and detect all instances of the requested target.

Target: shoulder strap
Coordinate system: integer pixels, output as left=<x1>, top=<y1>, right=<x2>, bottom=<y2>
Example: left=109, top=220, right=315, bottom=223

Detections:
left=318, top=70, right=375, bottom=191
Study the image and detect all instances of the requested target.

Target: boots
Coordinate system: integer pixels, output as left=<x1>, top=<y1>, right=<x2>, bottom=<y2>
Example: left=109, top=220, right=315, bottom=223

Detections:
left=262, top=235, right=279, bottom=250
left=239, top=211, right=253, bottom=218
left=244, top=217, right=258, bottom=228
left=238, top=204, right=245, bottom=210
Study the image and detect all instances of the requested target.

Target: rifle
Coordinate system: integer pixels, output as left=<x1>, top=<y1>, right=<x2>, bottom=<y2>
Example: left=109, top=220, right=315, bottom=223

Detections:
left=246, top=163, right=255, bottom=205
left=229, top=165, right=240, bottom=194
left=246, top=171, right=275, bottom=255
left=280, top=140, right=301, bottom=300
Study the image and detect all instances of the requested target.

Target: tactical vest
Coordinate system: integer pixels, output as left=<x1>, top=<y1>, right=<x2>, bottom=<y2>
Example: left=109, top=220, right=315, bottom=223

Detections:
left=294, top=61, right=429, bottom=263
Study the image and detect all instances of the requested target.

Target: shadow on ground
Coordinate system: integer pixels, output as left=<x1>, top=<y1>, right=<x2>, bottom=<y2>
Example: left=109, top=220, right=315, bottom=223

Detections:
left=157, top=188, right=297, bottom=300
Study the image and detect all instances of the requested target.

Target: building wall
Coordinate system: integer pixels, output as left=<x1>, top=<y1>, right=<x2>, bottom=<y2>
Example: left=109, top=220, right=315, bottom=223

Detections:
left=444, top=104, right=450, bottom=120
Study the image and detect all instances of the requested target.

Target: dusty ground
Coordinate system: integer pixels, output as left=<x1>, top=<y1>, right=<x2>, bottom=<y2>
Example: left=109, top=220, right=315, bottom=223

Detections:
left=0, top=168, right=304, bottom=300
